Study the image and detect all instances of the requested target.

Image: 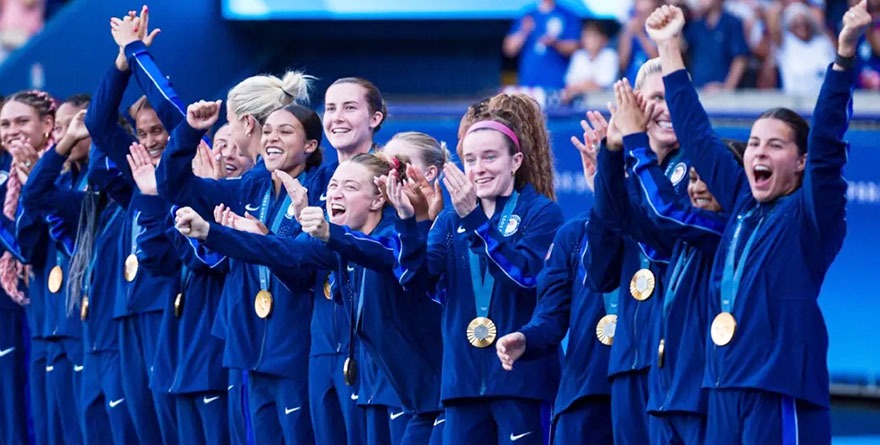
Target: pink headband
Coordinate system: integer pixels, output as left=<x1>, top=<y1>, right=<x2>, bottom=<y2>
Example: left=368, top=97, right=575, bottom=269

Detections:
left=466, top=120, right=521, bottom=152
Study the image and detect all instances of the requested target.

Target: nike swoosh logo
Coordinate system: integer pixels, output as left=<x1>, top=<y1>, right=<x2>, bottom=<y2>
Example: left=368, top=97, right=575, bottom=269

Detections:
left=319, top=193, right=327, bottom=201
left=45, top=365, right=54, bottom=372
left=245, top=203, right=260, bottom=212
left=456, top=225, right=466, bottom=234
left=347, top=264, right=355, bottom=273
left=389, top=411, right=406, bottom=420
left=433, top=418, right=446, bottom=427
left=511, top=432, right=532, bottom=441
left=203, top=396, right=220, bottom=404
left=0, top=347, right=15, bottom=357
left=350, top=393, right=359, bottom=401
left=73, top=365, right=84, bottom=372
left=285, top=406, right=302, bottom=415
left=109, top=398, right=125, bottom=408
left=227, top=385, right=234, bottom=391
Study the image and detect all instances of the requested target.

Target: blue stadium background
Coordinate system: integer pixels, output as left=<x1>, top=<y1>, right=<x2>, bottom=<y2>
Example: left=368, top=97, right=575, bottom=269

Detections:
left=2, top=0, right=879, bottom=441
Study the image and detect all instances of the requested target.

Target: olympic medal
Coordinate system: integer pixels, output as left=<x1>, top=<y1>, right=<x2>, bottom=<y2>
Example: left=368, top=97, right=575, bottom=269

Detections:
left=80, top=296, right=89, bottom=321
left=124, top=254, right=139, bottom=282
left=254, top=290, right=273, bottom=319
left=466, top=317, right=497, bottom=348
left=174, top=293, right=184, bottom=318
left=323, top=276, right=332, bottom=300
left=343, top=356, right=358, bottom=386
left=629, top=268, right=655, bottom=301
left=711, top=312, right=737, bottom=346
left=658, top=339, right=665, bottom=368
left=48, top=266, right=63, bottom=294
left=595, top=314, right=617, bottom=346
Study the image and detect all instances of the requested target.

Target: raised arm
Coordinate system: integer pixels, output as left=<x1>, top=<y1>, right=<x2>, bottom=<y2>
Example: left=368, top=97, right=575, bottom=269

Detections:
left=583, top=210, right=624, bottom=293
left=84, top=63, right=136, bottom=183
left=647, top=5, right=750, bottom=211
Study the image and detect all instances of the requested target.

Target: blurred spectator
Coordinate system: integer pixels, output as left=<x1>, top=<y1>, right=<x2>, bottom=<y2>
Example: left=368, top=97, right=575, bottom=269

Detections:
left=0, top=0, right=45, bottom=61
left=765, top=1, right=835, bottom=96
left=725, top=0, right=773, bottom=88
left=619, top=0, right=661, bottom=82
left=502, top=0, right=580, bottom=90
left=856, top=19, right=880, bottom=90
left=684, top=0, right=750, bottom=91
left=561, top=21, right=619, bottom=103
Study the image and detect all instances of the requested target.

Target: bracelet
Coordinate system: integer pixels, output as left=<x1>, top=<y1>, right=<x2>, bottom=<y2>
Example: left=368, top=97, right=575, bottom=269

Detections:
left=834, top=53, right=857, bottom=70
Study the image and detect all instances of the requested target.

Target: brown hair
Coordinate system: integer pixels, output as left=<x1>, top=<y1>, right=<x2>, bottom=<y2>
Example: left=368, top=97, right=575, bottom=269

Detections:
left=348, top=152, right=409, bottom=201
left=458, top=94, right=556, bottom=200
left=386, top=131, right=449, bottom=172
left=329, top=77, right=387, bottom=133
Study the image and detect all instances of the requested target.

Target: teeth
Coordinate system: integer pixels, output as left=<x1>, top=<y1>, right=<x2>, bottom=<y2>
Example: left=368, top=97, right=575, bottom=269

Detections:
left=266, top=147, right=283, bottom=155
left=755, top=165, right=771, bottom=172
left=331, top=129, right=350, bottom=134
left=148, top=149, right=161, bottom=157
left=657, top=121, right=673, bottom=129
left=330, top=204, right=345, bottom=210
left=475, top=178, right=492, bottom=184
left=225, top=164, right=236, bottom=171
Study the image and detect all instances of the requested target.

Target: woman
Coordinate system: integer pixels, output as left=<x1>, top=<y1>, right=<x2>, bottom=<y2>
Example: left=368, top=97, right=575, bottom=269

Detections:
left=175, top=152, right=445, bottom=445
left=389, top=111, right=563, bottom=445
left=646, top=3, right=869, bottom=442
left=158, top=99, right=322, bottom=444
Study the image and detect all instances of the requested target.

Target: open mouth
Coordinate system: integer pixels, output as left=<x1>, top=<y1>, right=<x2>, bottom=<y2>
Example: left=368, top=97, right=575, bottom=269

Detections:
left=148, top=148, right=162, bottom=158
left=753, top=164, right=772, bottom=188
left=225, top=163, right=237, bottom=173
left=330, top=203, right=346, bottom=218
left=265, top=146, right=283, bottom=161
left=474, top=177, right=493, bottom=186
left=655, top=119, right=673, bottom=130
left=330, top=128, right=351, bottom=135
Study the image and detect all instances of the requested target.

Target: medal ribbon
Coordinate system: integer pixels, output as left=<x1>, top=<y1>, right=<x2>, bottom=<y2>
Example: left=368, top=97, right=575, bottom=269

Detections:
left=468, top=191, right=519, bottom=318
left=255, top=178, right=296, bottom=291
left=180, top=264, right=193, bottom=294
left=83, top=207, right=123, bottom=298
left=346, top=263, right=365, bottom=367
left=130, top=210, right=141, bottom=257
left=720, top=207, right=765, bottom=313
left=663, top=246, right=696, bottom=321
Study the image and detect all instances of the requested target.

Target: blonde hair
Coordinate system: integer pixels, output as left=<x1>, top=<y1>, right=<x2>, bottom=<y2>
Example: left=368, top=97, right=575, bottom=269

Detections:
left=634, top=57, right=662, bottom=90
left=386, top=131, right=450, bottom=172
left=227, top=71, right=314, bottom=125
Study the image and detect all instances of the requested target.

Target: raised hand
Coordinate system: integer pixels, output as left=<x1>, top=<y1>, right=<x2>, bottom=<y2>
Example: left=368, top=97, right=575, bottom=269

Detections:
left=215, top=204, right=269, bottom=235
left=610, top=79, right=655, bottom=139
left=64, top=110, right=90, bottom=144
left=300, top=206, right=330, bottom=242
left=192, top=142, right=216, bottom=179
left=839, top=0, right=872, bottom=58
left=384, top=169, right=416, bottom=220
left=186, top=100, right=222, bottom=131
left=442, top=163, right=477, bottom=218
left=496, top=332, right=527, bottom=371
left=10, top=138, right=39, bottom=184
left=274, top=170, right=309, bottom=222
left=134, top=5, right=161, bottom=47
left=110, top=14, right=140, bottom=49
left=175, top=207, right=210, bottom=239
left=406, top=164, right=443, bottom=221
left=126, top=142, right=158, bottom=195
left=570, top=110, right=608, bottom=190
left=645, top=5, right=686, bottom=44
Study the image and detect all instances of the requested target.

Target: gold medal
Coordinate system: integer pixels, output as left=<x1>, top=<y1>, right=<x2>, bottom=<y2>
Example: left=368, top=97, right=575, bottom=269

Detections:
left=254, top=290, right=273, bottom=319
left=466, top=317, right=497, bottom=348
left=174, top=293, right=184, bottom=318
left=711, top=312, right=737, bottom=346
left=595, top=314, right=617, bottom=346
left=323, top=275, right=332, bottom=300
left=658, top=339, right=665, bottom=368
left=343, top=356, right=358, bottom=386
left=124, top=254, right=139, bottom=282
left=80, top=296, right=89, bottom=321
left=48, top=265, right=63, bottom=294
left=629, top=268, right=655, bottom=301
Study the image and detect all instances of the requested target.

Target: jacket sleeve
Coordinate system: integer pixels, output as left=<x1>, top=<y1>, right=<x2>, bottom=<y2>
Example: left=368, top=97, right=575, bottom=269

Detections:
left=625, top=137, right=727, bottom=253
left=394, top=214, right=444, bottom=289
left=203, top=224, right=338, bottom=271
left=593, top=146, right=630, bottom=232
left=123, top=41, right=186, bottom=134
left=584, top=210, right=624, bottom=293
left=518, top=220, right=579, bottom=358
left=803, top=65, right=855, bottom=244
left=133, top=194, right=180, bottom=276
left=84, top=64, right=137, bottom=184
left=155, top=122, right=241, bottom=215
left=663, top=69, right=749, bottom=211
left=87, top=143, right=133, bottom=206
left=324, top=223, right=406, bottom=276
left=13, top=207, right=44, bottom=264
left=21, top=149, right=85, bottom=230
left=460, top=199, right=563, bottom=290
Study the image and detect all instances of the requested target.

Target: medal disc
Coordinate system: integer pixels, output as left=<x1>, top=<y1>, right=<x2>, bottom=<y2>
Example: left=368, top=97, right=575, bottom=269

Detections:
left=174, top=293, right=184, bottom=318
left=711, top=312, right=737, bottom=346
left=323, top=276, right=332, bottom=300
left=595, top=314, right=617, bottom=346
left=48, top=266, right=63, bottom=294
left=629, top=268, right=656, bottom=301
left=124, top=254, right=139, bottom=282
left=466, top=317, right=497, bottom=348
left=254, top=290, right=273, bottom=319
left=80, top=296, right=89, bottom=321
left=343, top=356, right=358, bottom=386
left=658, top=339, right=665, bottom=368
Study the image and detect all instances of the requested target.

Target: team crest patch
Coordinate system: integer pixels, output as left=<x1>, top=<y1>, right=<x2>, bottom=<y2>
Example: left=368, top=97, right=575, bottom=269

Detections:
left=503, top=215, right=521, bottom=237
left=669, top=163, right=687, bottom=186
left=0, top=171, right=7, bottom=186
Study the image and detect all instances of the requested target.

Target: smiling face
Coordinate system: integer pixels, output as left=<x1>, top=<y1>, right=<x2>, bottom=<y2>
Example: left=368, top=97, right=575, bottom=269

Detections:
left=687, top=167, right=722, bottom=212
left=323, top=83, right=382, bottom=154
left=639, top=72, right=678, bottom=150
left=135, top=108, right=169, bottom=164
left=0, top=100, right=53, bottom=148
left=744, top=118, right=806, bottom=203
left=461, top=129, right=523, bottom=199
left=325, top=161, right=384, bottom=231
left=213, top=124, right=253, bottom=177
left=260, top=109, right=317, bottom=175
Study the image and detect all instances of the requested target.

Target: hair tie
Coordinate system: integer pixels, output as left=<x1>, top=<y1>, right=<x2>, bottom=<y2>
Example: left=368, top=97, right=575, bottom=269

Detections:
left=466, top=120, right=521, bottom=152
left=389, top=157, right=400, bottom=170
